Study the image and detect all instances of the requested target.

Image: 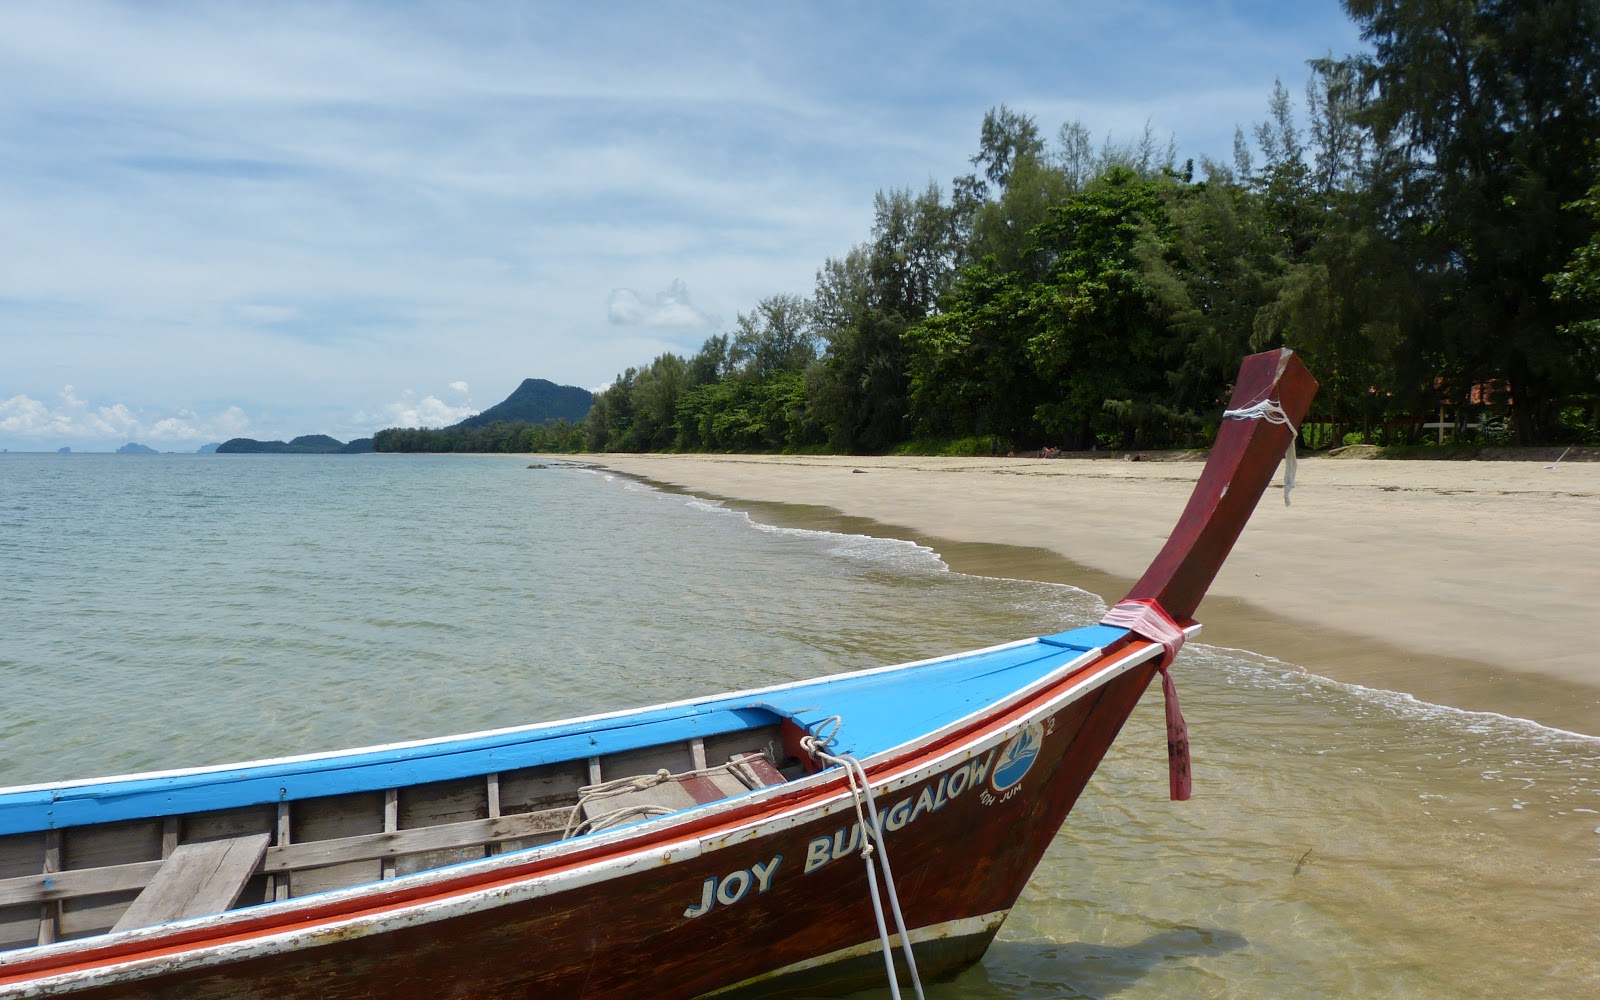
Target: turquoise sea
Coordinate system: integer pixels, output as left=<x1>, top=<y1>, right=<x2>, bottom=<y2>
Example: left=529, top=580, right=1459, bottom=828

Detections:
left=1, top=453, right=1596, bottom=998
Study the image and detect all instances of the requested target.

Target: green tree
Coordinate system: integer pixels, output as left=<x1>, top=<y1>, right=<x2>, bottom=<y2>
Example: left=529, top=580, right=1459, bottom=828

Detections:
left=1338, top=0, right=1600, bottom=439
left=631, top=353, right=689, bottom=450
left=1547, top=139, right=1600, bottom=420
left=810, top=184, right=957, bottom=450
left=903, top=258, right=1042, bottom=443
left=1139, top=164, right=1286, bottom=416
left=1023, top=169, right=1176, bottom=447
left=1243, top=66, right=1407, bottom=442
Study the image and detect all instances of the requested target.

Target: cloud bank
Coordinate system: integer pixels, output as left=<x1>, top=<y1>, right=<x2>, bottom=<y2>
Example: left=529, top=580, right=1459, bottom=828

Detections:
left=0, top=2, right=1364, bottom=451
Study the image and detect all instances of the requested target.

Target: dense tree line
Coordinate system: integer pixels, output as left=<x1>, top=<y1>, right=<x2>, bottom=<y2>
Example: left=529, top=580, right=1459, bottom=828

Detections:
left=373, top=420, right=585, bottom=454
left=396, top=1, right=1600, bottom=456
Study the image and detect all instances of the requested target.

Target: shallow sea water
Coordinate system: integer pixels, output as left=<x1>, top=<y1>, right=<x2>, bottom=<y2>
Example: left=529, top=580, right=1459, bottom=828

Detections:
left=1, top=453, right=1596, bottom=998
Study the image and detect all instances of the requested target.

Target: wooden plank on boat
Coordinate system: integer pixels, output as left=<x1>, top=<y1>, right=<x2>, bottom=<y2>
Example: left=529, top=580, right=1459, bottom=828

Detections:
left=382, top=790, right=399, bottom=881
left=499, top=760, right=588, bottom=814
left=289, top=792, right=382, bottom=898
left=273, top=802, right=293, bottom=903
left=39, top=830, right=60, bottom=946
left=603, top=742, right=695, bottom=778
left=727, top=752, right=786, bottom=789
left=0, top=860, right=162, bottom=907
left=0, top=833, right=46, bottom=950
left=110, top=833, right=270, bottom=933
left=262, top=807, right=571, bottom=874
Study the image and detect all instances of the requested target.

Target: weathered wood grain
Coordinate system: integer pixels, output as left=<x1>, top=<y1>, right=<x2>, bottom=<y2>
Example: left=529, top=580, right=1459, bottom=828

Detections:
left=110, top=835, right=270, bottom=933
left=262, top=807, right=572, bottom=874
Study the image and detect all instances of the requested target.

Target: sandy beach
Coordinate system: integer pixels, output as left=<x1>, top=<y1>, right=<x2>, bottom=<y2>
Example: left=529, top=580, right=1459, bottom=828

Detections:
left=587, top=453, right=1600, bottom=736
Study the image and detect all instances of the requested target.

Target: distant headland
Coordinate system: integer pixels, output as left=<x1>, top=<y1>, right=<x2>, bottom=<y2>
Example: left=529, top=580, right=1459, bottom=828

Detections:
left=216, top=435, right=374, bottom=454
left=214, top=378, right=592, bottom=455
left=372, top=378, right=594, bottom=453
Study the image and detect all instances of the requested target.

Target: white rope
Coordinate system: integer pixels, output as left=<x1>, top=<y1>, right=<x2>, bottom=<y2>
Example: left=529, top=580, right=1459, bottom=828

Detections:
left=561, top=765, right=732, bottom=839
left=1222, top=398, right=1299, bottom=506
left=801, top=719, right=926, bottom=1000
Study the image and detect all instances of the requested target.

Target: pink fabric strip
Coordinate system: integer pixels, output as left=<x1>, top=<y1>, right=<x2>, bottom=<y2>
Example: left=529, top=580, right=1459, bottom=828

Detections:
left=1099, top=598, right=1192, bottom=801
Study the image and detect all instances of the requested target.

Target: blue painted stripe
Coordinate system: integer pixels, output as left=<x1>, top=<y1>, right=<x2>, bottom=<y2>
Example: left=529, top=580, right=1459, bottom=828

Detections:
left=1038, top=624, right=1126, bottom=650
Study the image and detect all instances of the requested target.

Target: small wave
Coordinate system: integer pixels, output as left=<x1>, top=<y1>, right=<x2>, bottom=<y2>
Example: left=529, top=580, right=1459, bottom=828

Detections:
left=666, top=488, right=951, bottom=575
left=624, top=479, right=1125, bottom=632
left=1189, top=641, right=1600, bottom=747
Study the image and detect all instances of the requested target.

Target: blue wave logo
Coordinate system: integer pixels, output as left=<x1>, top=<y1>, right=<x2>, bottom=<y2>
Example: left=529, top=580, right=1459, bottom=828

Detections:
left=990, top=723, right=1043, bottom=792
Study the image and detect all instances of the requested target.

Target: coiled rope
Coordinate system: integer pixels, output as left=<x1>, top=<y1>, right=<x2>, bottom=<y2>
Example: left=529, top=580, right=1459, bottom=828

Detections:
left=1222, top=397, right=1300, bottom=505
left=800, top=717, right=925, bottom=1000
left=562, top=767, right=722, bottom=838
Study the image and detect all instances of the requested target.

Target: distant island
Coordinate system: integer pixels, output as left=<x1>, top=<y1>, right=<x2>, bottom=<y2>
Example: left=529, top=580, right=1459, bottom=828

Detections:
left=216, top=434, right=375, bottom=454
left=116, top=442, right=159, bottom=455
left=196, top=443, right=221, bottom=454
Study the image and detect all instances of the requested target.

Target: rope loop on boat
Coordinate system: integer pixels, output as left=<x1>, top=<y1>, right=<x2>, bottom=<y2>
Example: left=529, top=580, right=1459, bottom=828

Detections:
left=800, top=723, right=925, bottom=1000
left=1222, top=397, right=1300, bottom=505
left=1100, top=598, right=1193, bottom=802
left=561, top=766, right=727, bottom=838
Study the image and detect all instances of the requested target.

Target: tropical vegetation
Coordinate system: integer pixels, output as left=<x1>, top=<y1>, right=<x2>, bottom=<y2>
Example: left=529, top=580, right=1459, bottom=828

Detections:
left=383, top=1, right=1600, bottom=456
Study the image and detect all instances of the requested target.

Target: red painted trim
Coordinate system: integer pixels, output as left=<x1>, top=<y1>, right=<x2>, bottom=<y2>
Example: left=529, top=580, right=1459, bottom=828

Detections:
left=1125, top=348, right=1318, bottom=620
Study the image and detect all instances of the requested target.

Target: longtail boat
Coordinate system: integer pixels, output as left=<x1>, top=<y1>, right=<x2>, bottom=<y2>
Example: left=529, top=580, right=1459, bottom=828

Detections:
left=0, top=349, right=1316, bottom=998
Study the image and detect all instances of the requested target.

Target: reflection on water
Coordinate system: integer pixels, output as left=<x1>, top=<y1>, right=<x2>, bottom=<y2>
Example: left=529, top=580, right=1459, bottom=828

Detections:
left=1, top=453, right=1596, bottom=998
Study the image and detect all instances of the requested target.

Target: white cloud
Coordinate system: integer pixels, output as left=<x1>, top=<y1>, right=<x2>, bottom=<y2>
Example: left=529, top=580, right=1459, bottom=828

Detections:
left=147, top=406, right=250, bottom=442
left=607, top=279, right=719, bottom=329
left=0, top=388, right=253, bottom=449
left=448, top=381, right=469, bottom=394
left=358, top=389, right=478, bottom=430
left=0, top=393, right=50, bottom=432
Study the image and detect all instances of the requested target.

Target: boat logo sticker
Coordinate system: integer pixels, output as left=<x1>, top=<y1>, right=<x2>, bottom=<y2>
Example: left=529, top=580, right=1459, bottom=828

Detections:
left=990, top=722, right=1044, bottom=794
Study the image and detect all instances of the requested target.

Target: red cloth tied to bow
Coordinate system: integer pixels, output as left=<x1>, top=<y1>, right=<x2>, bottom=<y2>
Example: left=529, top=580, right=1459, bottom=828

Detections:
left=1099, top=598, right=1192, bottom=801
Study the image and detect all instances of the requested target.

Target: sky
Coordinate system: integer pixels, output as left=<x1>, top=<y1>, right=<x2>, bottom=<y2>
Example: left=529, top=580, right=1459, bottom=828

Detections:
left=0, top=1, right=1365, bottom=452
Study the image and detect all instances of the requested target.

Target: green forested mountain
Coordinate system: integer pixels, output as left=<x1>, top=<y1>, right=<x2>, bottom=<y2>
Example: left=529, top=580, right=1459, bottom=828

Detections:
left=455, top=379, right=592, bottom=429
left=371, top=379, right=592, bottom=453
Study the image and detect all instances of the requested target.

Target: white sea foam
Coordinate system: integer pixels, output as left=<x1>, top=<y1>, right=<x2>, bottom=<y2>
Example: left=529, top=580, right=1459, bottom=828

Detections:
left=615, top=474, right=1599, bottom=756
left=1191, top=640, right=1600, bottom=749
left=657, top=483, right=1109, bottom=626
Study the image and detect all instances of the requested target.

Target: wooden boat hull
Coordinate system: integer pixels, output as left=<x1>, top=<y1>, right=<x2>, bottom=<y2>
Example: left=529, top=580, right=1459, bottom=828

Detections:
left=2, top=648, right=1161, bottom=999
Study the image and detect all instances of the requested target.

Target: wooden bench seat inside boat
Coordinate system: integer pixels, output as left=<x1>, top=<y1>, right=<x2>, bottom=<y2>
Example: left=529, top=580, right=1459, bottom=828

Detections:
left=110, top=833, right=270, bottom=933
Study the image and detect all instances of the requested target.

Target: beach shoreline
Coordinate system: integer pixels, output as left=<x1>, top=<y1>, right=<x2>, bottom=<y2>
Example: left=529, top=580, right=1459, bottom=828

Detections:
left=580, top=453, right=1600, bottom=736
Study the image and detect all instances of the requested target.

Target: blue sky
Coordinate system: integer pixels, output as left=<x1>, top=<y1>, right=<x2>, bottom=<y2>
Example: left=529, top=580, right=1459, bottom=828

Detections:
left=0, top=1, right=1364, bottom=451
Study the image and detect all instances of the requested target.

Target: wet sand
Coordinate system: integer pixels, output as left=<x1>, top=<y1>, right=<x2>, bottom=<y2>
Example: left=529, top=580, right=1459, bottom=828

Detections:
left=584, top=454, right=1600, bottom=736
